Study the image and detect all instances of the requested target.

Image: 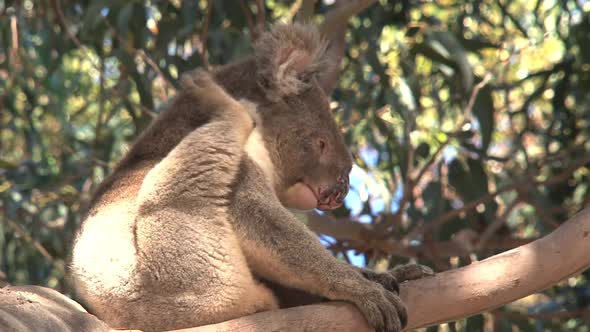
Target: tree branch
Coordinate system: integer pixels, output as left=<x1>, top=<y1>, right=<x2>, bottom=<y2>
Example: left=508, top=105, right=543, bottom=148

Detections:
left=298, top=0, right=317, bottom=21
left=198, top=0, right=213, bottom=69
left=315, top=0, right=378, bottom=95
left=306, top=211, right=534, bottom=258
left=167, top=207, right=590, bottom=332
left=318, top=0, right=378, bottom=37
left=239, top=0, right=258, bottom=40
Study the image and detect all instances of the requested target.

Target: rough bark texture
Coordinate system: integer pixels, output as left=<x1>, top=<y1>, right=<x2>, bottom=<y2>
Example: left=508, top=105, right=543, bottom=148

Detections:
left=0, top=285, right=110, bottom=332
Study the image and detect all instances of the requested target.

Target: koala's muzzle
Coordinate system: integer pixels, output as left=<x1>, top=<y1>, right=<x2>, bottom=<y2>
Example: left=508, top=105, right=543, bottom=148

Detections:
left=317, top=174, right=349, bottom=211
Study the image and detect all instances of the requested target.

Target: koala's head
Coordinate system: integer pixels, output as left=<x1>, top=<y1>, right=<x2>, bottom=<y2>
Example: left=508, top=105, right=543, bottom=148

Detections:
left=240, top=23, right=353, bottom=211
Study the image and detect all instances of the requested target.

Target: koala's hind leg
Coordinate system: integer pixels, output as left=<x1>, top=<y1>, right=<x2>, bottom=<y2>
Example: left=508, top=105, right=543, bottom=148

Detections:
left=121, top=73, right=277, bottom=331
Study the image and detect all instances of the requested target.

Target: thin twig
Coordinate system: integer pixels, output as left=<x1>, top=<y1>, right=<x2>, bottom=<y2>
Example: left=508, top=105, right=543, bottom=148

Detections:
left=50, top=0, right=84, bottom=50
left=402, top=114, right=415, bottom=205
left=413, top=140, right=449, bottom=185
left=476, top=199, right=520, bottom=251
left=495, top=0, right=528, bottom=37
left=103, top=19, right=175, bottom=96
left=90, top=57, right=107, bottom=182
left=464, top=73, right=492, bottom=121
left=199, top=0, right=213, bottom=69
left=418, top=153, right=590, bottom=235
left=10, top=13, right=20, bottom=66
left=386, top=74, right=491, bottom=233
left=239, top=0, right=258, bottom=41
left=137, top=49, right=174, bottom=97
left=285, top=0, right=304, bottom=23
left=381, top=116, right=416, bottom=232
left=49, top=0, right=101, bottom=71
left=306, top=211, right=536, bottom=259
left=46, top=0, right=169, bottom=113
left=3, top=217, right=53, bottom=261
left=256, top=0, right=266, bottom=35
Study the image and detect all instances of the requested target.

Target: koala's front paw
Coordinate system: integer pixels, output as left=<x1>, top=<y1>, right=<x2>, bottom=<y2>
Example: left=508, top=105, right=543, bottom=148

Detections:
left=361, top=264, right=434, bottom=294
left=353, top=283, right=407, bottom=332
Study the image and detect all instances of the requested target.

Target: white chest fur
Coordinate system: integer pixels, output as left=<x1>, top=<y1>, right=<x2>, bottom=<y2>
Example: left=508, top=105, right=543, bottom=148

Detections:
left=244, top=128, right=276, bottom=189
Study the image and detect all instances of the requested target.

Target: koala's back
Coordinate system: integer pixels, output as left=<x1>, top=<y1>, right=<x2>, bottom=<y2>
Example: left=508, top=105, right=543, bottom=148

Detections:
left=69, top=77, right=278, bottom=331
left=68, top=81, right=211, bottom=306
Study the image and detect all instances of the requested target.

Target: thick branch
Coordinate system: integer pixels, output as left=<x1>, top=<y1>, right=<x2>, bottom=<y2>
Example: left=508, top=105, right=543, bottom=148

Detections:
left=319, top=0, right=377, bottom=37
left=168, top=207, right=590, bottom=332
left=314, top=0, right=378, bottom=94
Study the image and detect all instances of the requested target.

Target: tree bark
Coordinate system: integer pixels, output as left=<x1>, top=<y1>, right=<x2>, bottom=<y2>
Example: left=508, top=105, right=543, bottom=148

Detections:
left=163, top=207, right=590, bottom=332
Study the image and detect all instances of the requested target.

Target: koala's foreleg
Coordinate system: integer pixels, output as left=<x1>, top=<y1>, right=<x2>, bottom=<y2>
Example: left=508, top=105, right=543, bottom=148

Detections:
left=126, top=73, right=277, bottom=331
left=231, top=182, right=409, bottom=332
left=263, top=264, right=434, bottom=308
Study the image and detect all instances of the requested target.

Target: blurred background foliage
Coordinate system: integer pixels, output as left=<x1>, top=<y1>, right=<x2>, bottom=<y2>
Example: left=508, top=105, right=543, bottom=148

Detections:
left=1, top=0, right=590, bottom=331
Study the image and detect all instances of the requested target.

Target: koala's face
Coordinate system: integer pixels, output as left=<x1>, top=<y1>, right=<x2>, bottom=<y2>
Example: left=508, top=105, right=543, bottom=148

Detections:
left=214, top=23, right=354, bottom=211
left=259, top=79, right=352, bottom=211
left=241, top=23, right=355, bottom=211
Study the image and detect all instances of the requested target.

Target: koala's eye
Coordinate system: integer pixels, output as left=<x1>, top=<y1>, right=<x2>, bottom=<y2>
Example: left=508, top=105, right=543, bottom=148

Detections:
left=318, top=139, right=327, bottom=153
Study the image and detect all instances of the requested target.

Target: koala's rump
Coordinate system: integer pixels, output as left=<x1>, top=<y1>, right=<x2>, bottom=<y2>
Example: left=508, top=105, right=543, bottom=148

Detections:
left=71, top=202, right=278, bottom=331
left=70, top=161, right=279, bottom=331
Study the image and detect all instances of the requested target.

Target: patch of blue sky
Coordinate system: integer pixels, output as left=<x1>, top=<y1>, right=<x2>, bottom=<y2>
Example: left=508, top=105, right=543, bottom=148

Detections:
left=443, top=145, right=457, bottom=164
left=358, top=214, right=372, bottom=223
left=168, top=41, right=177, bottom=56
left=390, top=185, right=403, bottom=214
left=369, top=197, right=385, bottom=215
left=359, top=145, right=379, bottom=168
left=344, top=189, right=363, bottom=215
left=318, top=233, right=367, bottom=267
left=342, top=145, right=411, bottom=266
left=347, top=250, right=366, bottom=267
left=346, top=144, right=403, bottom=218
left=319, top=234, right=335, bottom=247
left=345, top=164, right=369, bottom=215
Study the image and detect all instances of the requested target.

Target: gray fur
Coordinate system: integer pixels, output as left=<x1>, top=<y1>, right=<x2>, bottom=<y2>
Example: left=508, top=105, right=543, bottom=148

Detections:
left=69, top=23, right=431, bottom=332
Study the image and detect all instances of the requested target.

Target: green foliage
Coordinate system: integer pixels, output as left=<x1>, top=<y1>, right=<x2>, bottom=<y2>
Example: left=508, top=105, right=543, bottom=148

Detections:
left=1, top=0, right=590, bottom=330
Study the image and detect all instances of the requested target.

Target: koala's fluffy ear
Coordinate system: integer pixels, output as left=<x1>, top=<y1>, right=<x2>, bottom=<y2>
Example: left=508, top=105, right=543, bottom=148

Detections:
left=255, top=23, right=334, bottom=100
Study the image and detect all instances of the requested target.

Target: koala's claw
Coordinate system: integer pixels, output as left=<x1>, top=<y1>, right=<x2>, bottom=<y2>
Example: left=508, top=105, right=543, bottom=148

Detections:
left=355, top=285, right=407, bottom=332
left=361, top=269, right=399, bottom=294
left=390, top=263, right=435, bottom=283
left=361, top=263, right=434, bottom=295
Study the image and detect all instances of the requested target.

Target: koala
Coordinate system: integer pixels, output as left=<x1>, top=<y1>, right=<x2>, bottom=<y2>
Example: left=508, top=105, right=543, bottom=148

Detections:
left=69, top=23, right=432, bottom=332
